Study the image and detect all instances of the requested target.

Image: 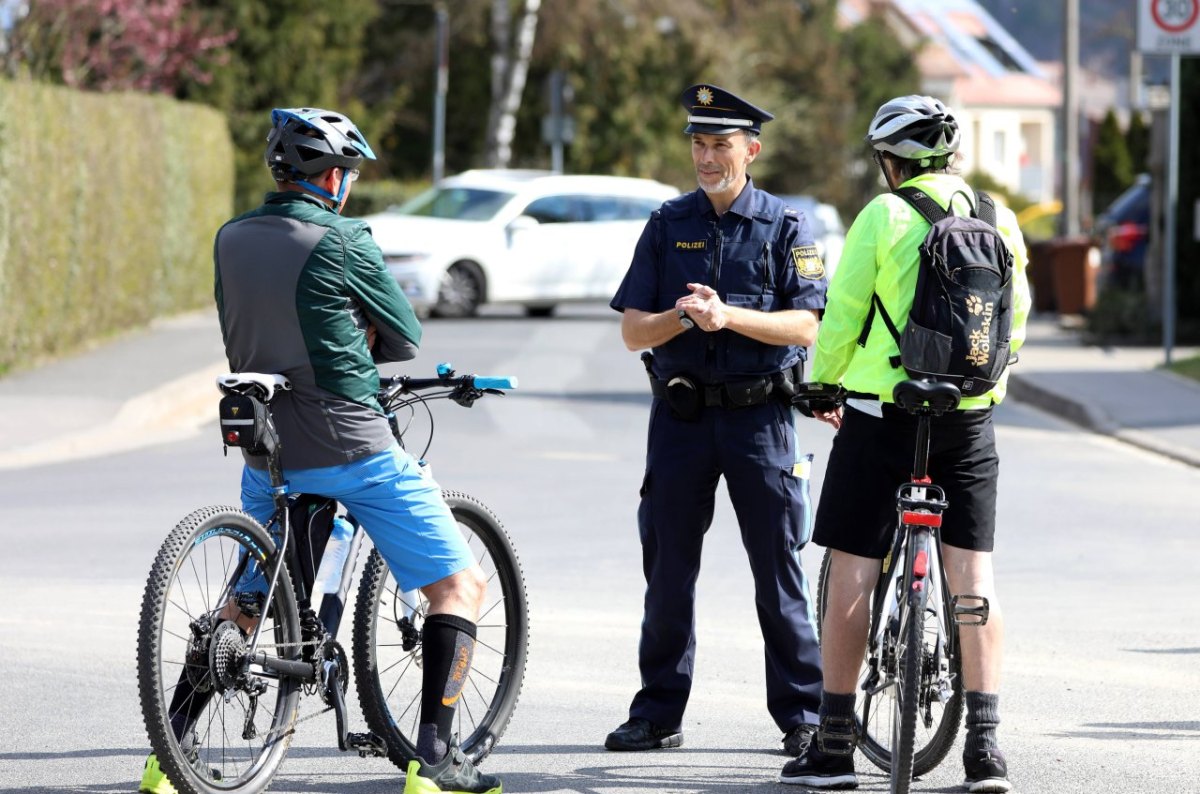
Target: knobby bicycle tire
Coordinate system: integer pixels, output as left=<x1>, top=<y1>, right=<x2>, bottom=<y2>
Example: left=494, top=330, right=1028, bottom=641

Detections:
left=352, top=490, right=529, bottom=769
left=137, top=506, right=301, bottom=794
left=816, top=546, right=963, bottom=779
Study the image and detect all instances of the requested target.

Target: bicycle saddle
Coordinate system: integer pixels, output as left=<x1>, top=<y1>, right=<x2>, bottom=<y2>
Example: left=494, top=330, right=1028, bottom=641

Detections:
left=216, top=373, right=293, bottom=401
left=892, top=379, right=961, bottom=415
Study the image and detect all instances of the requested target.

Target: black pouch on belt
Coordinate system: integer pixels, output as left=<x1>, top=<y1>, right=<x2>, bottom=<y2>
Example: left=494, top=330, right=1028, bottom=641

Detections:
left=665, top=375, right=703, bottom=421
left=723, top=377, right=772, bottom=408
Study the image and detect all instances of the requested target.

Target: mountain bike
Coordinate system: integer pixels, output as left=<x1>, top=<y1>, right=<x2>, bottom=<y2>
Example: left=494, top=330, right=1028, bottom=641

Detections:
left=796, top=379, right=986, bottom=794
left=137, top=364, right=528, bottom=794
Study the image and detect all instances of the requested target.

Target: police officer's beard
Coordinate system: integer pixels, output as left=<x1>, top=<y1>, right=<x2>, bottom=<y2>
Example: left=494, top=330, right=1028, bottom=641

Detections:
left=697, top=171, right=735, bottom=194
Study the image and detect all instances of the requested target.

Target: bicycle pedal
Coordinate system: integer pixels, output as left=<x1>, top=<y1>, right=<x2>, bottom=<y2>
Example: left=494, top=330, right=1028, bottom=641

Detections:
left=346, top=731, right=388, bottom=758
left=952, top=594, right=990, bottom=626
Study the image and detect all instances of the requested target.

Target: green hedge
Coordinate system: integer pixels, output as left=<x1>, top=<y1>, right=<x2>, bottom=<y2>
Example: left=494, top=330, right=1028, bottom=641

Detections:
left=0, top=79, right=233, bottom=374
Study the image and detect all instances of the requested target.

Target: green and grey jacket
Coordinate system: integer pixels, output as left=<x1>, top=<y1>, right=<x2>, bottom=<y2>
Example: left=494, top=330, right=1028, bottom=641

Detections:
left=215, top=191, right=422, bottom=470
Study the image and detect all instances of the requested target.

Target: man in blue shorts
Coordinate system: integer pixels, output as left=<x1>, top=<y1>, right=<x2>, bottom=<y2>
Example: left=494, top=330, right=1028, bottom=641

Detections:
left=139, top=107, right=500, bottom=794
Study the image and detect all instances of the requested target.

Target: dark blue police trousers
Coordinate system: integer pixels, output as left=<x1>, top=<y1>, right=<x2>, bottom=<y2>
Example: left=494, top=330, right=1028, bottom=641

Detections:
left=628, top=397, right=823, bottom=731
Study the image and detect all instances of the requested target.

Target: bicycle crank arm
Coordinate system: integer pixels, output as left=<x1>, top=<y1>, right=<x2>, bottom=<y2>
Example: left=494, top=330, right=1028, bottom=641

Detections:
left=250, top=652, right=317, bottom=682
left=952, top=594, right=990, bottom=625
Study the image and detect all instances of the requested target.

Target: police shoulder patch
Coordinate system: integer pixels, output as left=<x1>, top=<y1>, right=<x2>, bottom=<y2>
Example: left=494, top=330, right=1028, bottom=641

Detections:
left=792, top=245, right=825, bottom=280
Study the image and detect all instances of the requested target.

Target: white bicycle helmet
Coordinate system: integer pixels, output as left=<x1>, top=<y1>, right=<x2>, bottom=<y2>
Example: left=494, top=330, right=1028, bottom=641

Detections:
left=865, top=95, right=960, bottom=163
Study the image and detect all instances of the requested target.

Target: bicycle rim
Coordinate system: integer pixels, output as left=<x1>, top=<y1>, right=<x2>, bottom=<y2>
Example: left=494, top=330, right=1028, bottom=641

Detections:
left=137, top=506, right=301, bottom=794
left=353, top=491, right=528, bottom=768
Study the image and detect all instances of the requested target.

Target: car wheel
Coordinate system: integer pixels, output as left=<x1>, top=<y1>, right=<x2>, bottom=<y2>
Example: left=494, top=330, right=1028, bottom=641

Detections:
left=524, top=305, right=556, bottom=318
left=433, top=262, right=484, bottom=318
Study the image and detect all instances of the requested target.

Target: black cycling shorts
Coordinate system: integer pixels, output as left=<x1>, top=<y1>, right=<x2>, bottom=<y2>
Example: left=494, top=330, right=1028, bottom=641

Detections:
left=813, top=404, right=999, bottom=559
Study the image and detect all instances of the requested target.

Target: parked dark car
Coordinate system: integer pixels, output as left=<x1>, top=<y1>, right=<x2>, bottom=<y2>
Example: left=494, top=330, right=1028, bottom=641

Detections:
left=1094, top=173, right=1150, bottom=290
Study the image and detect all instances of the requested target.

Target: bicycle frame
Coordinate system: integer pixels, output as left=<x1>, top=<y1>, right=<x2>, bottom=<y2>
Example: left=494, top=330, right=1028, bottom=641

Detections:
left=217, top=364, right=518, bottom=751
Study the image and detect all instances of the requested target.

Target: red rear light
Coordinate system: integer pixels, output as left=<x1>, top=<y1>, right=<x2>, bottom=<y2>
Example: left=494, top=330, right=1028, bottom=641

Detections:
left=1108, top=222, right=1147, bottom=253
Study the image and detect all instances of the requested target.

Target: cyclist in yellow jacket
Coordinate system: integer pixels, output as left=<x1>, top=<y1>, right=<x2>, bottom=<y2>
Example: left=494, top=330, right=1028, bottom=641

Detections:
left=779, top=95, right=1030, bottom=793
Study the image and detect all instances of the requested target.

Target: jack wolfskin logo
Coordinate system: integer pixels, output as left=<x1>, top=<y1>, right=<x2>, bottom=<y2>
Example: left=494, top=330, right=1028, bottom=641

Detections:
left=965, top=295, right=995, bottom=367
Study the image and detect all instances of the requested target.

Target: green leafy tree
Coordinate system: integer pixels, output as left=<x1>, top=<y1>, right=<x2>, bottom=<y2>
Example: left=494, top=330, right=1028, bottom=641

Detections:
left=1091, top=108, right=1133, bottom=218
left=1176, top=58, right=1200, bottom=330
left=1126, top=109, right=1149, bottom=175
left=834, top=13, right=921, bottom=213
left=177, top=0, right=382, bottom=212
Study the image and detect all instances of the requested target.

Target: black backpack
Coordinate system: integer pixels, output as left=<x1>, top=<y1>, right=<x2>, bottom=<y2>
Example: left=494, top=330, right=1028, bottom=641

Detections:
left=858, top=186, right=1014, bottom=398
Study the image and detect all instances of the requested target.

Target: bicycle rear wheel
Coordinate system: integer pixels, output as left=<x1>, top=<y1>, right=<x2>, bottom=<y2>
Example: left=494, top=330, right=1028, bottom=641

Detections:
left=137, top=506, right=301, bottom=794
left=891, top=588, right=923, bottom=794
left=353, top=491, right=528, bottom=768
left=816, top=545, right=963, bottom=778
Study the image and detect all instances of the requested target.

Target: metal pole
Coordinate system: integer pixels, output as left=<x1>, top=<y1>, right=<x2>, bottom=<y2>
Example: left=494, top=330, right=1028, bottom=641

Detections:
left=1164, top=53, right=1180, bottom=366
left=432, top=3, right=448, bottom=183
left=1062, top=0, right=1080, bottom=236
left=550, top=70, right=563, bottom=174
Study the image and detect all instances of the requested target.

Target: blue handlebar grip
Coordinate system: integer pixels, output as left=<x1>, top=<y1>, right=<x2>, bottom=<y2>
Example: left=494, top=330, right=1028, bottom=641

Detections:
left=474, top=376, right=517, bottom=390
left=437, top=362, right=453, bottom=377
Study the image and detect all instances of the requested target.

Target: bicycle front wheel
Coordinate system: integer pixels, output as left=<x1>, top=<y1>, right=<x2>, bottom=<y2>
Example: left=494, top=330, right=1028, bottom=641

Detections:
left=137, top=506, right=301, bottom=794
left=816, top=546, right=963, bottom=778
left=353, top=491, right=529, bottom=768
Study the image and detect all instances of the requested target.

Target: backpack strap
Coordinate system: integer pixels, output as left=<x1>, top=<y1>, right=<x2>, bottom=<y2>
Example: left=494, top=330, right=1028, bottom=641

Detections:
left=893, top=185, right=949, bottom=225
left=856, top=293, right=904, bottom=369
left=974, top=190, right=998, bottom=227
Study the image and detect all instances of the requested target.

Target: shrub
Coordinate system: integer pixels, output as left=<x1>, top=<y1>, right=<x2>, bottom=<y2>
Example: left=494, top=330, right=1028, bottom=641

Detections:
left=0, top=79, right=233, bottom=373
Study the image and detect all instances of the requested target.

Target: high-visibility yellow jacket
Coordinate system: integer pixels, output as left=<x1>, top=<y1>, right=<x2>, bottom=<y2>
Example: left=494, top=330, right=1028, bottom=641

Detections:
left=811, top=173, right=1032, bottom=409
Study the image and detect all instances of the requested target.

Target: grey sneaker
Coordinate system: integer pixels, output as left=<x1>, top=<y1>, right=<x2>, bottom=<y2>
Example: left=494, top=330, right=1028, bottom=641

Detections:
left=403, top=744, right=501, bottom=794
left=963, top=749, right=1011, bottom=793
left=781, top=723, right=817, bottom=757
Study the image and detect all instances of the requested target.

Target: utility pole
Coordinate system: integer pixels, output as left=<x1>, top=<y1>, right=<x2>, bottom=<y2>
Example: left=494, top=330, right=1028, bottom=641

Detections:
left=1061, top=0, right=1080, bottom=236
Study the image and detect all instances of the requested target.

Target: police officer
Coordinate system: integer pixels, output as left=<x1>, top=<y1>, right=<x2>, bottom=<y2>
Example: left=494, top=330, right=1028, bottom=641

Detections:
left=605, top=84, right=827, bottom=756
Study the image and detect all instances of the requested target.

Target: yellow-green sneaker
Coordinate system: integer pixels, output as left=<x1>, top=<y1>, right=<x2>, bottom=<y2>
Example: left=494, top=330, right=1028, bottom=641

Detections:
left=403, top=746, right=502, bottom=794
left=139, top=754, right=178, bottom=794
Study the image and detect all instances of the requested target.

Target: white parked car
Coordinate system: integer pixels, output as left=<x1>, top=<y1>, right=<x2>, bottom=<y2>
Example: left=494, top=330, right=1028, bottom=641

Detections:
left=778, top=194, right=846, bottom=282
left=360, top=170, right=680, bottom=317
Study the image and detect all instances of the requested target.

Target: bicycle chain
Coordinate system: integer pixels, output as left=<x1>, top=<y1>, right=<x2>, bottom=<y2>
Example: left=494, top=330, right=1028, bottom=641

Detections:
left=245, top=638, right=335, bottom=744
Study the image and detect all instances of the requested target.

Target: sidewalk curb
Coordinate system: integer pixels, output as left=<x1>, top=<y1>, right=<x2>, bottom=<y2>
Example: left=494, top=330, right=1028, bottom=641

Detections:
left=1008, top=373, right=1200, bottom=469
left=0, top=361, right=225, bottom=470
left=1006, top=374, right=1118, bottom=435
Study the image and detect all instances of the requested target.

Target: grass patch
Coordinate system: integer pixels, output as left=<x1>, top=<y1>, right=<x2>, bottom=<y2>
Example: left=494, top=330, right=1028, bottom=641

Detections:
left=1166, top=354, right=1200, bottom=383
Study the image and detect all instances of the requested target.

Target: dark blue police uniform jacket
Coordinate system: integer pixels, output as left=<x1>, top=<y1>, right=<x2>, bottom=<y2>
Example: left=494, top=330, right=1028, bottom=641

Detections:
left=609, top=178, right=826, bottom=731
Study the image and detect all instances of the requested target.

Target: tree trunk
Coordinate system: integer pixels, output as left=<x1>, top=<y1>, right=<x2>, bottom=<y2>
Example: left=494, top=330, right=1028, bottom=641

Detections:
left=484, top=0, right=540, bottom=169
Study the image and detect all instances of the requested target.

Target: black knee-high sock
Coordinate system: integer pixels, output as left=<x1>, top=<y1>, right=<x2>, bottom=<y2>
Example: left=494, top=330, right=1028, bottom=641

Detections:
left=416, top=614, right=477, bottom=764
left=167, top=669, right=214, bottom=742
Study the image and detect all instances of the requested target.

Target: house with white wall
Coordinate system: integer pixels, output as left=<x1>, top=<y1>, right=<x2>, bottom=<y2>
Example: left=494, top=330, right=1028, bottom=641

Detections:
left=839, top=0, right=1060, bottom=204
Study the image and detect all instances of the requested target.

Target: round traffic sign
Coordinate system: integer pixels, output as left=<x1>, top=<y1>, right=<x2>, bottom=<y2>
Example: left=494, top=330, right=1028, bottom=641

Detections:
left=1152, top=0, right=1200, bottom=33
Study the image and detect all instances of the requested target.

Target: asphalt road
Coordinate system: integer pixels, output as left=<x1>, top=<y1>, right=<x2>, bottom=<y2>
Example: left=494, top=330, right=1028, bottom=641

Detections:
left=2, top=303, right=1198, bottom=793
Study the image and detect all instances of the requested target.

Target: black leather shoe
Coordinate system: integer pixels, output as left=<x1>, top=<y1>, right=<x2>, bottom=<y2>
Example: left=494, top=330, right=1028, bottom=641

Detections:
left=604, top=718, right=683, bottom=751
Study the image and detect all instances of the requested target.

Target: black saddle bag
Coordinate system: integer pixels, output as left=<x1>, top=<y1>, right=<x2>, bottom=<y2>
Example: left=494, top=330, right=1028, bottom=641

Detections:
left=218, top=392, right=278, bottom=456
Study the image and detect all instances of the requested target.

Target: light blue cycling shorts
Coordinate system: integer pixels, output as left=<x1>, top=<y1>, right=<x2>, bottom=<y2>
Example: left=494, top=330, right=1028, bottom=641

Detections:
left=239, top=444, right=473, bottom=592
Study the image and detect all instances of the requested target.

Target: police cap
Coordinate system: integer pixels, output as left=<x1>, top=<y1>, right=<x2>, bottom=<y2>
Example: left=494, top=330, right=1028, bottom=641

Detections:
left=680, top=84, right=774, bottom=135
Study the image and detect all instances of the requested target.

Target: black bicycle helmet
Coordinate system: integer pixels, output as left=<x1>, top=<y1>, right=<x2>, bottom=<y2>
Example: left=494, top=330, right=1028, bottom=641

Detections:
left=264, top=107, right=376, bottom=180
left=865, top=95, right=960, bottom=163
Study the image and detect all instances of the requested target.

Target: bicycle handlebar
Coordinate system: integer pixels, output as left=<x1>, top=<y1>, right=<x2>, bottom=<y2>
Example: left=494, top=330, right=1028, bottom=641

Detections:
left=792, top=380, right=961, bottom=417
left=379, top=362, right=518, bottom=408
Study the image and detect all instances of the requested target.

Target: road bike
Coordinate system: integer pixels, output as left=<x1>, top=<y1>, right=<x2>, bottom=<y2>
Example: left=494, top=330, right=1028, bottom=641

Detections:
left=137, top=364, right=528, bottom=794
left=796, top=379, right=988, bottom=794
